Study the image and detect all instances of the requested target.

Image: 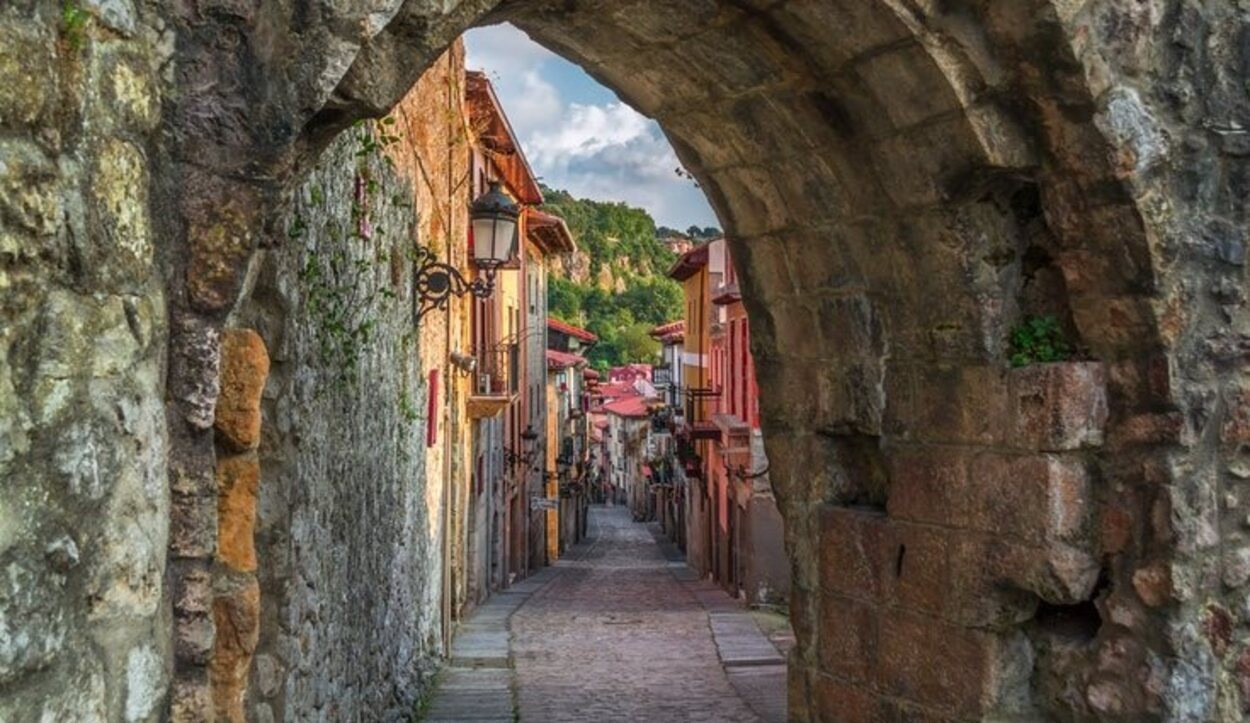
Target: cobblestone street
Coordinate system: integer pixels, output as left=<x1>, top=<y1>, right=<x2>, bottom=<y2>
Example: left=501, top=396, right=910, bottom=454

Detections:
left=424, top=505, right=787, bottom=722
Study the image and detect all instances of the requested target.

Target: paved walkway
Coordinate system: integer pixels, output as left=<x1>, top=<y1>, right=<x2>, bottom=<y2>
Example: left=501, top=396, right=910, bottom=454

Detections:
left=422, top=505, right=787, bottom=722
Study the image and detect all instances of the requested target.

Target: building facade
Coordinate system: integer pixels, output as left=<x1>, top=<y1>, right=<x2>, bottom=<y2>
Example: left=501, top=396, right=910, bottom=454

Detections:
left=663, top=239, right=789, bottom=605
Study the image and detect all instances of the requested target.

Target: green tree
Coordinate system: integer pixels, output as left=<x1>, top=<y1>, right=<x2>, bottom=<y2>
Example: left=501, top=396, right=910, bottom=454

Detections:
left=540, top=185, right=690, bottom=368
left=617, top=322, right=661, bottom=362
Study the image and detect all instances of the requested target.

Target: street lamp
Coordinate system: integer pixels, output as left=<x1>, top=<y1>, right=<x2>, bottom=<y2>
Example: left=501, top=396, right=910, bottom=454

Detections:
left=414, top=181, right=520, bottom=324
left=505, top=425, right=540, bottom=470
left=471, top=182, right=520, bottom=271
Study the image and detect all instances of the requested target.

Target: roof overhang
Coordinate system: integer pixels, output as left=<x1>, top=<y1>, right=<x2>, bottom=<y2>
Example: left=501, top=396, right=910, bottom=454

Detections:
left=526, top=208, right=577, bottom=255
left=466, top=71, right=543, bottom=206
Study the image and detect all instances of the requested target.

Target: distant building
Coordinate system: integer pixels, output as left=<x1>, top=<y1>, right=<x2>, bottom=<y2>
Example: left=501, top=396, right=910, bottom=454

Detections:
left=608, top=363, right=652, bottom=385
left=548, top=317, right=598, bottom=354
left=665, top=238, right=789, bottom=606
left=649, top=320, right=685, bottom=410
left=545, top=346, right=591, bottom=559
left=602, top=395, right=652, bottom=516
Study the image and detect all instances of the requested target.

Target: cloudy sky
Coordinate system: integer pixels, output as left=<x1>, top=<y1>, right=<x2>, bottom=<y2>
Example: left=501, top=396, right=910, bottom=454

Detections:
left=464, top=23, right=718, bottom=230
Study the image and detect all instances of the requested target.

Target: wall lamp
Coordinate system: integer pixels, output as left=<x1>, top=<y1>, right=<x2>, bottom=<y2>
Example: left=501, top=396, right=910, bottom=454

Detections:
left=504, top=425, right=540, bottom=470
left=449, top=351, right=477, bottom=376
left=415, top=182, right=519, bottom=324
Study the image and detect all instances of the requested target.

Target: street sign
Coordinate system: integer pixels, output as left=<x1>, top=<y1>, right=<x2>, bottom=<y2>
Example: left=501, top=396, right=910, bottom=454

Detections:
left=530, top=497, right=558, bottom=511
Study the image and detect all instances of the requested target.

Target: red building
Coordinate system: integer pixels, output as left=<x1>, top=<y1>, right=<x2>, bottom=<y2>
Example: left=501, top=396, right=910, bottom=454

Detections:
left=669, top=238, right=790, bottom=606
left=608, top=364, right=652, bottom=385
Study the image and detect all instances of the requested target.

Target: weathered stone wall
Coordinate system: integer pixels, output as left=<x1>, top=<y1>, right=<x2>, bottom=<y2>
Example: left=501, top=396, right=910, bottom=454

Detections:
left=0, top=2, right=170, bottom=720
left=382, top=42, right=474, bottom=632
left=232, top=128, right=443, bottom=721
left=4, top=0, right=1249, bottom=719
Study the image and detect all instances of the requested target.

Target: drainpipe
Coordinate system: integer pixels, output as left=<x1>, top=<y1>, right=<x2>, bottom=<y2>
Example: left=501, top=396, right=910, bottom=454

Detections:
left=440, top=48, right=457, bottom=653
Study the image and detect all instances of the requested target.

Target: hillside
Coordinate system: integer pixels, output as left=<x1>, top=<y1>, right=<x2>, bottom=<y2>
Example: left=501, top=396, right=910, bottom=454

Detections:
left=540, top=187, right=695, bottom=371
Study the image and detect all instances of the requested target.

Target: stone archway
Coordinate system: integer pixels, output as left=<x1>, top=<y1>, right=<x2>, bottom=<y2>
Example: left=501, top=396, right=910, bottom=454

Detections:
left=3, top=0, right=1246, bottom=720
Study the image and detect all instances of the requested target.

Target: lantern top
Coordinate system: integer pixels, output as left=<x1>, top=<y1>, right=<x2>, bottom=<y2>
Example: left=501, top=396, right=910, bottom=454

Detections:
left=470, top=181, right=520, bottom=220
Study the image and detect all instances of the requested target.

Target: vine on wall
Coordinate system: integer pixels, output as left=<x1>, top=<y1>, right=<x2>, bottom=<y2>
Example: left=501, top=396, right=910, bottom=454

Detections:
left=294, top=118, right=411, bottom=391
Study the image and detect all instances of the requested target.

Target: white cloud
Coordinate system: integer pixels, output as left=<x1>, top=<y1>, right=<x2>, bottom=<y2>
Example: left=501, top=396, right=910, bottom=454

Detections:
left=528, top=102, right=662, bottom=171
left=464, top=24, right=556, bottom=75
left=463, top=24, right=718, bottom=229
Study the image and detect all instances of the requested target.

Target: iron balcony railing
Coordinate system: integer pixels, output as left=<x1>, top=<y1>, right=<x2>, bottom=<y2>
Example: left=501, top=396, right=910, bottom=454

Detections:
left=472, top=338, right=519, bottom=397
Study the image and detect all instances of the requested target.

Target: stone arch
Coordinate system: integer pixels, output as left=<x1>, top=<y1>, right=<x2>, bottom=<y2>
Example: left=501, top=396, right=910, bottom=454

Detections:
left=4, top=0, right=1241, bottom=720
left=162, top=1, right=1194, bottom=720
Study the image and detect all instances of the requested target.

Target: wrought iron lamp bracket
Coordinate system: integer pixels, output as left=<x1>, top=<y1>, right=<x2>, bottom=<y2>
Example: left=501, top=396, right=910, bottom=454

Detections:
left=503, top=446, right=535, bottom=470
left=413, top=245, right=496, bottom=325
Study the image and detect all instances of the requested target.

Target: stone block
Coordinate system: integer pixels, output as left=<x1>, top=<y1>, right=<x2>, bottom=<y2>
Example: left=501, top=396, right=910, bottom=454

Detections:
left=1109, top=411, right=1189, bottom=448
left=125, top=645, right=164, bottom=722
left=170, top=678, right=213, bottom=723
left=1101, top=502, right=1134, bottom=555
left=170, top=490, right=217, bottom=560
left=886, top=446, right=965, bottom=526
left=767, top=0, right=912, bottom=74
left=214, top=329, right=270, bottom=451
left=92, top=139, right=152, bottom=275
left=855, top=43, right=962, bottom=128
left=1135, top=560, right=1170, bottom=605
left=211, top=578, right=261, bottom=723
left=965, top=102, right=1037, bottom=170
left=0, top=24, right=53, bottom=129
left=814, top=674, right=883, bottom=722
left=946, top=536, right=1038, bottom=630
left=996, top=540, right=1100, bottom=605
left=175, top=612, right=215, bottom=666
left=819, top=505, right=887, bottom=601
left=93, top=47, right=159, bottom=132
left=961, top=452, right=1091, bottom=544
left=170, top=314, right=221, bottom=431
left=709, top=164, right=790, bottom=237
left=877, top=610, right=1001, bottom=717
left=871, top=115, right=986, bottom=207
left=1009, top=362, right=1107, bottom=451
left=182, top=175, right=260, bottom=313
left=882, top=522, right=950, bottom=616
left=905, top=365, right=1011, bottom=446
left=1222, top=384, right=1250, bottom=445
left=217, top=454, right=260, bottom=572
left=173, top=566, right=213, bottom=617
left=0, top=139, right=60, bottom=242
left=818, top=594, right=877, bottom=685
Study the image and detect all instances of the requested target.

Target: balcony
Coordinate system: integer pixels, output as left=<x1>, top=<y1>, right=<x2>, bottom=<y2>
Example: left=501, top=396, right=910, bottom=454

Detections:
left=712, top=280, right=741, bottom=306
left=681, top=385, right=721, bottom=440
left=468, top=339, right=519, bottom=419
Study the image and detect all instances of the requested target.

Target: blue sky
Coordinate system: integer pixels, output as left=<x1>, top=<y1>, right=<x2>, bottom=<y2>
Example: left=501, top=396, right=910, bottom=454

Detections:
left=464, top=24, right=718, bottom=230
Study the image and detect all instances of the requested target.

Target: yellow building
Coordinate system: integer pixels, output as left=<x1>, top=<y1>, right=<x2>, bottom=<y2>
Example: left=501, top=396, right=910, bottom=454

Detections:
left=667, top=242, right=722, bottom=578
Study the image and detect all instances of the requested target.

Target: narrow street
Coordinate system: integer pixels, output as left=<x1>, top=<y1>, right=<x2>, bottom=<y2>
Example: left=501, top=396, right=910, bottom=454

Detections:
left=424, top=506, right=788, bottom=722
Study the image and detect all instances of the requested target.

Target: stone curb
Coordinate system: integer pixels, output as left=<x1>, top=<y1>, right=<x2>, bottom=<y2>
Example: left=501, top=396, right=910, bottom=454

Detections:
left=649, top=524, right=788, bottom=723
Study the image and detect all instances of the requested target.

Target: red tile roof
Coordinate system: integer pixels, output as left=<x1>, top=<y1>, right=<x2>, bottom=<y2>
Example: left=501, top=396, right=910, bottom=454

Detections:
left=603, top=396, right=650, bottom=418
left=596, top=382, right=639, bottom=399
left=547, top=318, right=598, bottom=343
left=583, top=368, right=601, bottom=380
left=546, top=349, right=586, bottom=369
